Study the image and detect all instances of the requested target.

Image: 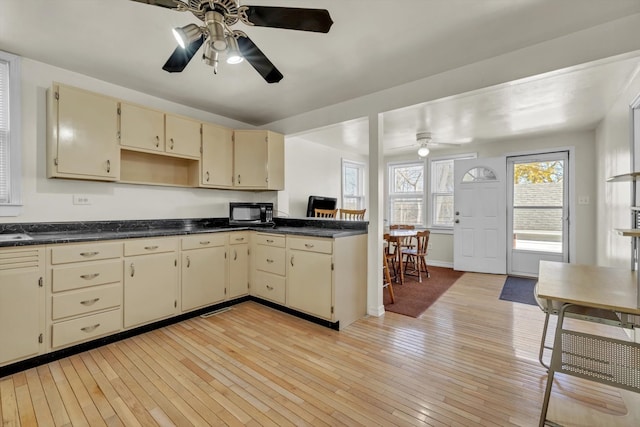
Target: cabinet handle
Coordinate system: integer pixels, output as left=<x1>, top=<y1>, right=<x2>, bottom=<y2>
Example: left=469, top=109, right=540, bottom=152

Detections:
left=200, top=241, right=210, bottom=245
left=186, top=256, right=190, bottom=268
left=266, top=239, right=274, bottom=243
left=80, top=298, right=100, bottom=306
left=144, top=245, right=159, bottom=250
left=304, top=243, right=314, bottom=248
left=266, top=285, right=274, bottom=291
left=80, top=273, right=100, bottom=280
left=155, top=135, right=160, bottom=147
left=81, top=323, right=100, bottom=333
left=206, top=171, right=210, bottom=182
left=266, top=258, right=274, bottom=263
left=234, top=250, right=237, bottom=261
left=106, top=159, right=111, bottom=173
left=80, top=251, right=99, bottom=258
left=130, top=263, right=135, bottom=277
left=235, top=237, right=245, bottom=242
left=170, top=138, right=174, bottom=150
left=237, top=174, right=241, bottom=184
left=290, top=256, right=294, bottom=267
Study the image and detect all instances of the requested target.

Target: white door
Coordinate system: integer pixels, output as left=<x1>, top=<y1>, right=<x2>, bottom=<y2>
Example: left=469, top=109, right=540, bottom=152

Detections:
left=507, top=152, right=569, bottom=277
left=453, top=157, right=506, bottom=274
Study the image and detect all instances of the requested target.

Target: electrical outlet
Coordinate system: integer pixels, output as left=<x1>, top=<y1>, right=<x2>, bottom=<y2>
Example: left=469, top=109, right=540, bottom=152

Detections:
left=578, top=196, right=590, bottom=205
left=72, top=195, right=91, bottom=205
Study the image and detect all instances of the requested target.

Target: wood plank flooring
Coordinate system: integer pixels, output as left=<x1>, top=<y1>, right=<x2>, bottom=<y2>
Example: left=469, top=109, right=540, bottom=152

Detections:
left=1, top=272, right=637, bottom=426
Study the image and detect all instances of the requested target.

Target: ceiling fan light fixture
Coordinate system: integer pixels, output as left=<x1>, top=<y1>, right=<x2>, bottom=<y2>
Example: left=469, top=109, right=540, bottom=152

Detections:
left=225, top=36, right=244, bottom=64
left=205, top=11, right=227, bottom=52
left=172, top=23, right=201, bottom=49
left=202, top=42, right=219, bottom=73
left=417, top=145, right=430, bottom=157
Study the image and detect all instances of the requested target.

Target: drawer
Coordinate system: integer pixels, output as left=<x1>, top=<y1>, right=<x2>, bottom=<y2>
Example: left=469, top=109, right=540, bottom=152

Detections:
left=182, top=233, right=226, bottom=250
left=51, top=260, right=123, bottom=292
left=52, top=283, right=122, bottom=320
left=51, top=308, right=122, bottom=349
left=287, top=236, right=333, bottom=254
left=254, top=233, right=285, bottom=248
left=255, top=245, right=285, bottom=275
left=50, top=242, right=122, bottom=264
left=229, top=232, right=250, bottom=245
left=124, top=237, right=178, bottom=256
left=253, top=271, right=286, bottom=305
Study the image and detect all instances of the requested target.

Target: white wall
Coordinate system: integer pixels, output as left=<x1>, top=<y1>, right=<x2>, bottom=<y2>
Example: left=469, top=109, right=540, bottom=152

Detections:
left=596, top=72, right=640, bottom=267
left=282, top=136, right=368, bottom=218
left=3, top=58, right=278, bottom=224
left=383, top=130, right=597, bottom=267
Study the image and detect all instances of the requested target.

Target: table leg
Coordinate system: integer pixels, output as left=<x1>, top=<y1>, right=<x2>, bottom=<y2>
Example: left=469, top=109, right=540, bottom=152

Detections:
left=397, top=247, right=404, bottom=285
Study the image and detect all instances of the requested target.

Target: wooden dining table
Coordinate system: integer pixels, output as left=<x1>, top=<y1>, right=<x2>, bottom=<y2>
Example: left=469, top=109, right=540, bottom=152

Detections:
left=386, top=229, right=417, bottom=285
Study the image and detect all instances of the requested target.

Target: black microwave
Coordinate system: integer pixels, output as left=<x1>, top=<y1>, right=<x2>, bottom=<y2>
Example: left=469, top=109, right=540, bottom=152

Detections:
left=229, top=202, right=274, bottom=226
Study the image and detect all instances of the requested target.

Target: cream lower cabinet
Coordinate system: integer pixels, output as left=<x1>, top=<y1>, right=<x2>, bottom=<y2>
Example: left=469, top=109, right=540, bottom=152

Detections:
left=124, top=238, right=178, bottom=328
left=252, top=233, right=286, bottom=304
left=0, top=246, right=45, bottom=367
left=181, top=234, right=227, bottom=312
left=47, top=241, right=123, bottom=350
left=228, top=232, right=249, bottom=298
left=286, top=234, right=367, bottom=329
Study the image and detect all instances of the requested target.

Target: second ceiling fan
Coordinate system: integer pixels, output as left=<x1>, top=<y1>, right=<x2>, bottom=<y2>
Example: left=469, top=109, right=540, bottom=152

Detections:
left=130, top=0, right=334, bottom=83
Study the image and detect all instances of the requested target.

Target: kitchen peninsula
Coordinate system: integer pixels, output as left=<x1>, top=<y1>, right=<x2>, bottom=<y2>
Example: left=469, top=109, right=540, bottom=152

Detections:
left=0, top=217, right=367, bottom=377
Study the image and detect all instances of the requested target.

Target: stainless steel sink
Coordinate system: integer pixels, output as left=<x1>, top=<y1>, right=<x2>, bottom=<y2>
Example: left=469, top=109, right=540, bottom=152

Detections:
left=0, top=233, right=33, bottom=242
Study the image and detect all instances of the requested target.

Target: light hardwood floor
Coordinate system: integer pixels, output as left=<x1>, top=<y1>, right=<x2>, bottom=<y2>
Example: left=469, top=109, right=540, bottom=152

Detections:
left=1, top=272, right=637, bottom=426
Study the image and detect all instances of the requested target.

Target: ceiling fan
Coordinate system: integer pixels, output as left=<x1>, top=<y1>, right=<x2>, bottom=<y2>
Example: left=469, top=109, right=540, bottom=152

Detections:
left=391, top=132, right=463, bottom=157
left=130, top=0, right=333, bottom=83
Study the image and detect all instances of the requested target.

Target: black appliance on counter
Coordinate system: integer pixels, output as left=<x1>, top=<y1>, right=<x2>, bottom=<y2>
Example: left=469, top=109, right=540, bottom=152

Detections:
left=229, top=202, right=274, bottom=226
left=305, top=195, right=337, bottom=217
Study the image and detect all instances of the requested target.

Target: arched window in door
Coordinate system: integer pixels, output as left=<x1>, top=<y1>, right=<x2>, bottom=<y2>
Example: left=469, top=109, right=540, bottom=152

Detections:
left=462, top=166, right=497, bottom=182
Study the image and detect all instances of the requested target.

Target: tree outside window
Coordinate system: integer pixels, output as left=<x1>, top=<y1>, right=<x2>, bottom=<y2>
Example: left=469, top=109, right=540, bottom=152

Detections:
left=388, top=162, right=424, bottom=226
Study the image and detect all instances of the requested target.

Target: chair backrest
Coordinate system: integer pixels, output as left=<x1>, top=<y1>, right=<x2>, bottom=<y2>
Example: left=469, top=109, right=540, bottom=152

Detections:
left=390, top=224, right=415, bottom=230
left=314, top=208, right=338, bottom=218
left=340, top=208, right=366, bottom=220
left=415, top=230, right=430, bottom=254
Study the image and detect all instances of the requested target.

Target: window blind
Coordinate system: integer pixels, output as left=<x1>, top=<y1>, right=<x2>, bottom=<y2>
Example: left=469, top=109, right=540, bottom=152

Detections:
left=0, top=59, right=9, bottom=203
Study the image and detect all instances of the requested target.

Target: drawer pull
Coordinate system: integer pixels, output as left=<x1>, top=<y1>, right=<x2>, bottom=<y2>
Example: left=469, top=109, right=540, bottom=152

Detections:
left=81, top=323, right=101, bottom=333
left=266, top=285, right=274, bottom=291
left=266, top=239, right=274, bottom=243
left=304, top=243, right=315, bottom=248
left=235, top=237, right=245, bottom=242
left=144, top=245, right=159, bottom=250
left=200, top=241, right=210, bottom=245
left=80, top=298, right=100, bottom=306
left=266, top=258, right=274, bottom=263
left=80, top=251, right=99, bottom=258
left=80, top=273, right=100, bottom=280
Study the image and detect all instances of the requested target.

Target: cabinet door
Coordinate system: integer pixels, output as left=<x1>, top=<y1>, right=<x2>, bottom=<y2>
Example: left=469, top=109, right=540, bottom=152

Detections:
left=54, top=84, right=119, bottom=180
left=182, top=246, right=226, bottom=311
left=202, top=123, right=233, bottom=187
left=124, top=253, right=177, bottom=328
left=166, top=114, right=201, bottom=158
left=0, top=270, right=43, bottom=365
left=287, top=250, right=333, bottom=319
left=119, top=102, right=165, bottom=153
left=229, top=244, right=249, bottom=298
left=233, top=130, right=268, bottom=188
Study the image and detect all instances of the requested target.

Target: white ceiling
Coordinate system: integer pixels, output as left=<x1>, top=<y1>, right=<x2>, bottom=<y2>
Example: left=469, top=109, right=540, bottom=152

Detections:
left=1, top=0, right=640, bottom=153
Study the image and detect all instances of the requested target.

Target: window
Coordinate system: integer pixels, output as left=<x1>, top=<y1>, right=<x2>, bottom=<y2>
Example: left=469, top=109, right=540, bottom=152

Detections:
left=429, top=154, right=476, bottom=228
left=388, top=161, right=425, bottom=226
left=0, top=50, right=21, bottom=216
left=342, top=159, right=365, bottom=209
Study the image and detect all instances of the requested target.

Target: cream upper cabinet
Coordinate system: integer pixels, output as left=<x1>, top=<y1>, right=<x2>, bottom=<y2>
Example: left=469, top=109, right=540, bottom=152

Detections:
left=233, top=130, right=284, bottom=190
left=47, top=83, right=119, bottom=181
left=181, top=234, right=227, bottom=312
left=165, top=114, right=201, bottom=158
left=228, top=232, right=250, bottom=298
left=201, top=123, right=233, bottom=188
left=119, top=102, right=165, bottom=153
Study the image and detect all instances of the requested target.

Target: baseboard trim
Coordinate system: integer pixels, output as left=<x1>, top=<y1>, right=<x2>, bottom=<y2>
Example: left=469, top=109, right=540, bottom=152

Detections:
left=427, top=260, right=454, bottom=268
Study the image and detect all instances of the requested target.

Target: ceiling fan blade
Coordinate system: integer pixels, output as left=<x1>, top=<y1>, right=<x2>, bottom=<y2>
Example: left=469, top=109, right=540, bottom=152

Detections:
left=242, top=6, right=333, bottom=33
left=236, top=36, right=283, bottom=83
left=129, top=0, right=184, bottom=9
left=162, top=35, right=204, bottom=73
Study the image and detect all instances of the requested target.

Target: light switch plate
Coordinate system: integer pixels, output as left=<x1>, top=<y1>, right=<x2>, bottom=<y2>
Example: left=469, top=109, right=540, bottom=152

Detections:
left=72, top=194, right=91, bottom=205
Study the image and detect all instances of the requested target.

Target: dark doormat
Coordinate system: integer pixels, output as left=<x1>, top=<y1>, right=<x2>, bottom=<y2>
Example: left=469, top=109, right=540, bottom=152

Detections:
left=499, top=276, right=537, bottom=306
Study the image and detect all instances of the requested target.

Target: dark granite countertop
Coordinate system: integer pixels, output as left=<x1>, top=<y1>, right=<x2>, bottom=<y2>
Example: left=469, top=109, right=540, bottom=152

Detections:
left=0, top=217, right=368, bottom=247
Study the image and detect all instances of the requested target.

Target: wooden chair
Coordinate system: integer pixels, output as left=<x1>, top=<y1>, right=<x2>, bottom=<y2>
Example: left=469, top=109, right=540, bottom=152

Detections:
left=383, top=250, right=395, bottom=304
left=383, top=233, right=398, bottom=281
left=339, top=208, right=366, bottom=220
left=314, top=208, right=338, bottom=218
left=401, top=230, right=430, bottom=282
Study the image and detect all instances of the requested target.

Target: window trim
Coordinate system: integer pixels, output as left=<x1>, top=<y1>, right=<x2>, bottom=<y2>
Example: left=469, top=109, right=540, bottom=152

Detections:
left=387, top=159, right=427, bottom=227
left=427, top=153, right=476, bottom=231
left=0, top=50, right=22, bottom=216
left=341, top=158, right=365, bottom=210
